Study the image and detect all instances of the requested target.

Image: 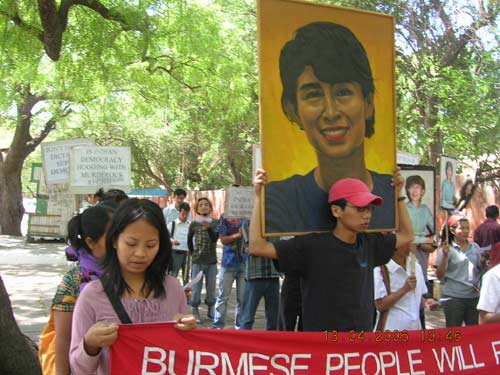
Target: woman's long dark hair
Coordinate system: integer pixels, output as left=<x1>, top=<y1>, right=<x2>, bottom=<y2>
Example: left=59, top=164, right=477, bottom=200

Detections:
left=456, top=180, right=477, bottom=211
left=101, top=198, right=171, bottom=298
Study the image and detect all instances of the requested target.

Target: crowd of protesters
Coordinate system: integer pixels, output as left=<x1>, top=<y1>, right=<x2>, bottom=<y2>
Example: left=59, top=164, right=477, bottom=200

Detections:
left=34, top=17, right=499, bottom=375
left=36, top=181, right=499, bottom=375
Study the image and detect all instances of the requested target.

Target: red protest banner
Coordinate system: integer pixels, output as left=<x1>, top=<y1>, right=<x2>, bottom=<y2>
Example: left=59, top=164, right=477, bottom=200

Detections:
left=111, top=323, right=500, bottom=375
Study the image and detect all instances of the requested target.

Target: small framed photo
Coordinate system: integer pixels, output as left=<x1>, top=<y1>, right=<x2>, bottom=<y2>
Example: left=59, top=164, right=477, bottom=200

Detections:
left=439, top=155, right=458, bottom=211
left=400, top=165, right=436, bottom=244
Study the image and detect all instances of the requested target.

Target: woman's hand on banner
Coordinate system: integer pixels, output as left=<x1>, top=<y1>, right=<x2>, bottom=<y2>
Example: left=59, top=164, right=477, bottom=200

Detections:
left=83, top=320, right=119, bottom=356
left=174, top=314, right=197, bottom=330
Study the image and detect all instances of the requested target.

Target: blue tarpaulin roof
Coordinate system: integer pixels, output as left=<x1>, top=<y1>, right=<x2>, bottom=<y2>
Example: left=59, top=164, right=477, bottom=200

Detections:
left=128, top=188, right=168, bottom=197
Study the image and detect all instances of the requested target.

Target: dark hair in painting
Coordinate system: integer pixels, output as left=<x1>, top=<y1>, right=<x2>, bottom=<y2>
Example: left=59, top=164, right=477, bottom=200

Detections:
left=280, top=22, right=375, bottom=137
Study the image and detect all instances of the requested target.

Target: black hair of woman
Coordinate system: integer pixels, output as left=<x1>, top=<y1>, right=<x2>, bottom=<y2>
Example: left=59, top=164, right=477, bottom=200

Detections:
left=93, top=188, right=106, bottom=202
left=100, top=189, right=129, bottom=204
left=456, top=179, right=477, bottom=211
left=101, top=198, right=171, bottom=298
left=280, top=21, right=375, bottom=137
left=66, top=205, right=115, bottom=254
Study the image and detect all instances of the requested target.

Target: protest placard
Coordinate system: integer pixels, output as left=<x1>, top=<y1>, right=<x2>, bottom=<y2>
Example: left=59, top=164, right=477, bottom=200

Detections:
left=397, top=151, right=421, bottom=166
left=41, top=139, right=95, bottom=185
left=224, top=186, right=254, bottom=219
left=69, top=146, right=131, bottom=194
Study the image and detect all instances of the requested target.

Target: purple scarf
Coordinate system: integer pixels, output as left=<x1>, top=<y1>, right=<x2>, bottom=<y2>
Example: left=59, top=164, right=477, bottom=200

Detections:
left=65, top=246, right=105, bottom=292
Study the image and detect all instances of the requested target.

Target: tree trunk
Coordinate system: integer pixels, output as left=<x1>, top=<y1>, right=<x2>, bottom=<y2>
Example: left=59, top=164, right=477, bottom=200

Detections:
left=0, top=86, right=55, bottom=235
left=424, top=96, right=441, bottom=167
left=0, top=165, right=24, bottom=236
left=0, top=275, right=42, bottom=375
left=228, top=155, right=243, bottom=186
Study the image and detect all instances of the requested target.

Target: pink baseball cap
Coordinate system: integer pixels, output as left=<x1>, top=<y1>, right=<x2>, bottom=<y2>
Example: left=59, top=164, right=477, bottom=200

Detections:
left=328, top=178, right=383, bottom=206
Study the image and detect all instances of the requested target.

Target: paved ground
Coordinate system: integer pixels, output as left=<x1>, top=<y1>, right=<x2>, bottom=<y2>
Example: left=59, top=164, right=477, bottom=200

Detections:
left=0, top=235, right=446, bottom=343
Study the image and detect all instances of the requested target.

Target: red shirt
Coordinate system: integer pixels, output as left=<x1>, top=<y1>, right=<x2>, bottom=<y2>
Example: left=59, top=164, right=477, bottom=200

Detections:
left=474, top=218, right=500, bottom=268
left=473, top=218, right=500, bottom=247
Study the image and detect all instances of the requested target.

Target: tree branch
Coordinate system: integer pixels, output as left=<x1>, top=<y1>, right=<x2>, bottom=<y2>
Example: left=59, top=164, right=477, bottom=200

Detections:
left=442, top=1, right=499, bottom=67
left=28, top=107, right=73, bottom=153
left=9, top=87, right=45, bottom=164
left=149, top=66, right=201, bottom=91
left=0, top=8, right=43, bottom=42
left=37, top=0, right=148, bottom=61
left=430, top=0, right=457, bottom=45
left=130, top=140, right=167, bottom=188
left=37, top=0, right=65, bottom=60
left=72, top=0, right=147, bottom=32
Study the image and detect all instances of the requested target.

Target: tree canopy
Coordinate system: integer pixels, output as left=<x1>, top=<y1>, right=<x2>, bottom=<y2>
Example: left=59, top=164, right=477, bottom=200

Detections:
left=0, top=0, right=498, bottom=236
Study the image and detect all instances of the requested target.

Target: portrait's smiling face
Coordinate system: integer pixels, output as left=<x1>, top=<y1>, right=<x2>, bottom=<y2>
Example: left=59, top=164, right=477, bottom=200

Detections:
left=294, top=66, right=373, bottom=159
left=408, top=183, right=425, bottom=203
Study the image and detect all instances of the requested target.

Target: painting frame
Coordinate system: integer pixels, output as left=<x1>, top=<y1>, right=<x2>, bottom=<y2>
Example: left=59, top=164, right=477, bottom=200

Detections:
left=439, top=155, right=458, bottom=212
left=258, top=0, right=397, bottom=236
left=399, top=164, right=436, bottom=244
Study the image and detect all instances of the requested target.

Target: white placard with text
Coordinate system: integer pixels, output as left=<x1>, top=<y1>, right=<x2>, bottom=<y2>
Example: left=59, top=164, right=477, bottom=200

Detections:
left=69, top=146, right=131, bottom=194
left=41, top=139, right=95, bottom=185
left=224, top=186, right=254, bottom=219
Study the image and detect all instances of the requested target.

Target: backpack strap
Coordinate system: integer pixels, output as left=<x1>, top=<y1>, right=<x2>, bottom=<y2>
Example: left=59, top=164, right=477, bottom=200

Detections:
left=100, top=275, right=132, bottom=324
left=170, top=220, right=176, bottom=238
left=375, top=264, right=391, bottom=331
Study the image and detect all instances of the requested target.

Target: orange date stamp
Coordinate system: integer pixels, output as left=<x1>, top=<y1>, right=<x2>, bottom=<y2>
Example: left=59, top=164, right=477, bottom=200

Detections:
left=324, top=329, right=463, bottom=344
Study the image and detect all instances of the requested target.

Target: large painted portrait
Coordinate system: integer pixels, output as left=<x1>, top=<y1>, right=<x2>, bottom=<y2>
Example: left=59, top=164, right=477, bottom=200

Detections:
left=259, top=0, right=397, bottom=236
left=439, top=155, right=458, bottom=212
left=400, top=165, right=436, bottom=244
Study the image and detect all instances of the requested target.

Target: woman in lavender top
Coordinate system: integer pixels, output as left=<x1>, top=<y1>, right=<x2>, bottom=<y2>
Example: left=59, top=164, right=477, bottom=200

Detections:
left=69, top=199, right=196, bottom=375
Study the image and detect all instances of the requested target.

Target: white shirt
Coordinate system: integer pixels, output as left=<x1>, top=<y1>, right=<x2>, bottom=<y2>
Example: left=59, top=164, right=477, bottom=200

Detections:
left=374, top=257, right=428, bottom=331
left=163, top=204, right=192, bottom=224
left=477, top=264, right=500, bottom=313
left=167, top=218, right=191, bottom=251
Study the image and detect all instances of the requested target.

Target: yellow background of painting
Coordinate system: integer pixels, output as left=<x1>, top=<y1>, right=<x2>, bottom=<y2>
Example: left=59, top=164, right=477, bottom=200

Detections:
left=258, top=0, right=396, bottom=182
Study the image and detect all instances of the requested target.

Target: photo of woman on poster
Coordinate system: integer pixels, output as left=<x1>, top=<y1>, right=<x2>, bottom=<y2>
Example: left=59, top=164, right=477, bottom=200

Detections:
left=440, top=157, right=457, bottom=212
left=264, top=20, right=395, bottom=235
left=405, top=174, right=434, bottom=243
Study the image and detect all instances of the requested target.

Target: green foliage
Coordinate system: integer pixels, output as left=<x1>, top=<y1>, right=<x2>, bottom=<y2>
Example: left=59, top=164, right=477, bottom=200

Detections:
left=1, top=0, right=498, bottom=200
left=1, top=0, right=260, bottom=195
left=315, top=0, right=499, bottom=170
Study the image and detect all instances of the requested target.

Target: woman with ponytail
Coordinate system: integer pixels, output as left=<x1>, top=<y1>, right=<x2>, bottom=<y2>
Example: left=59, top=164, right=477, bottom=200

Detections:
left=39, top=204, right=114, bottom=375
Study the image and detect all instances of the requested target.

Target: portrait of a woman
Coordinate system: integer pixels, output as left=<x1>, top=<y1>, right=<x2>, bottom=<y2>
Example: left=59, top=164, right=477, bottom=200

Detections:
left=264, top=21, right=395, bottom=235
left=441, top=160, right=456, bottom=211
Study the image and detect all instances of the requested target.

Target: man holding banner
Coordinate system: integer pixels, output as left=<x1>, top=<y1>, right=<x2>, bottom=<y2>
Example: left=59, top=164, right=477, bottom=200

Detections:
left=249, top=168, right=413, bottom=332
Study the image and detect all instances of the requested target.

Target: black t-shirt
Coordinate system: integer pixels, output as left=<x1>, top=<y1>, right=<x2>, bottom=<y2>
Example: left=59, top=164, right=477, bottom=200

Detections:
left=275, top=232, right=396, bottom=332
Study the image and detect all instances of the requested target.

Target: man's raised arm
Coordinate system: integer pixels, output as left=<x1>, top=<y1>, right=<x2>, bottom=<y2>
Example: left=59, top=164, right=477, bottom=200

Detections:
left=248, top=169, right=278, bottom=259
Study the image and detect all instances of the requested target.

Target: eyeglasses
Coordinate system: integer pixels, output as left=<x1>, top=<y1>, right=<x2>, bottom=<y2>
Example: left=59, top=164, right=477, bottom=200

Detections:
left=345, top=203, right=373, bottom=213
